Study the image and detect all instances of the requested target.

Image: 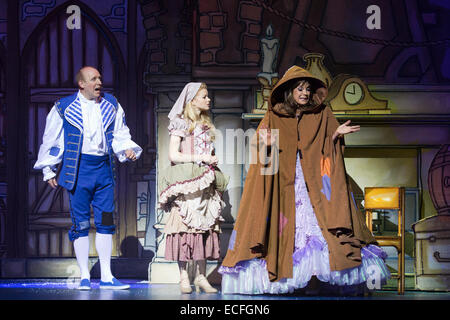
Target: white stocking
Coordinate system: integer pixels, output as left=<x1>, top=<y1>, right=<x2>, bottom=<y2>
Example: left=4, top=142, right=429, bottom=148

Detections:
left=73, top=236, right=90, bottom=280
left=95, top=233, right=114, bottom=282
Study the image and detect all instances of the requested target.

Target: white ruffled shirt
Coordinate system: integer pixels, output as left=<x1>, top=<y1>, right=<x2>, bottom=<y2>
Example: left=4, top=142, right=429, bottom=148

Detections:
left=34, top=91, right=143, bottom=181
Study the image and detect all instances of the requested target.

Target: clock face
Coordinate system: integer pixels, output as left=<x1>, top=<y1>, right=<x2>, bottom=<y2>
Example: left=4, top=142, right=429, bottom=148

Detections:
left=344, top=82, right=364, bottom=105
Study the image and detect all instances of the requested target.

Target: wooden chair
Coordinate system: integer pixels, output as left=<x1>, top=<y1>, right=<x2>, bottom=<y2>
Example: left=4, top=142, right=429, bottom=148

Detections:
left=364, top=187, right=405, bottom=294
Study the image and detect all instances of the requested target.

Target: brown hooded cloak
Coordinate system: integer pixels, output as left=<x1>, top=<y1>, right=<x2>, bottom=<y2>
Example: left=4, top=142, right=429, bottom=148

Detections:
left=221, top=66, right=377, bottom=282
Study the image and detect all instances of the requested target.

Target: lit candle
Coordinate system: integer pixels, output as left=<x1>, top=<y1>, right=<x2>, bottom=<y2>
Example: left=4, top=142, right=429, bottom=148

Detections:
left=259, top=25, right=279, bottom=79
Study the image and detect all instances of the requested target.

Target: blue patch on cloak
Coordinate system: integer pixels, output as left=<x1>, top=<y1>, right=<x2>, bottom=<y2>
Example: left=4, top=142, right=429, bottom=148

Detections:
left=321, top=174, right=331, bottom=201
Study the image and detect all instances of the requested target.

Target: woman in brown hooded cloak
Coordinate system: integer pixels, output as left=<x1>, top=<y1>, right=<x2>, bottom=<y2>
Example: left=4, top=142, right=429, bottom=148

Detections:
left=219, top=66, right=390, bottom=294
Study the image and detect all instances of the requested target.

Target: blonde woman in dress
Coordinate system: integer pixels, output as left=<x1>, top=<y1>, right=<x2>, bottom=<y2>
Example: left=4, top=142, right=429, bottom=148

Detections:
left=158, top=82, right=229, bottom=294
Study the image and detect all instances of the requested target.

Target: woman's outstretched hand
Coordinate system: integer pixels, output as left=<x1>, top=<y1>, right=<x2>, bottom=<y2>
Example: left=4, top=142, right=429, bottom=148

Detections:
left=332, top=120, right=360, bottom=141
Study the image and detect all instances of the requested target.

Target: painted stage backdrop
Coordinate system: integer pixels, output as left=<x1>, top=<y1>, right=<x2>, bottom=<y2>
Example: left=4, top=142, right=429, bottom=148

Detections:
left=0, top=0, right=449, bottom=286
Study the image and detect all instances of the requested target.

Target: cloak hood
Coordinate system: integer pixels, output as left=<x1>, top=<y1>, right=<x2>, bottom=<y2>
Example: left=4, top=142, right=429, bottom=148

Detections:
left=270, top=66, right=328, bottom=116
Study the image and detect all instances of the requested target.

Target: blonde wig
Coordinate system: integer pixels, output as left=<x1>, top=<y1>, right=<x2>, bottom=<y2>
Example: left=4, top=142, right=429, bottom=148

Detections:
left=183, top=83, right=216, bottom=140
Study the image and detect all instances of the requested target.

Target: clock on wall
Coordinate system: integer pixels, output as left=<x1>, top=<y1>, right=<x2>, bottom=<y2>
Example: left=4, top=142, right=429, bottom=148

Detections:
left=326, top=74, right=389, bottom=113
left=343, top=81, right=364, bottom=105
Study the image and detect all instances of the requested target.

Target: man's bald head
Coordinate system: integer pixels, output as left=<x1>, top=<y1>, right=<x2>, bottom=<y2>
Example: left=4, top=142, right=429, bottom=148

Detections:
left=76, top=66, right=99, bottom=85
left=76, top=66, right=103, bottom=100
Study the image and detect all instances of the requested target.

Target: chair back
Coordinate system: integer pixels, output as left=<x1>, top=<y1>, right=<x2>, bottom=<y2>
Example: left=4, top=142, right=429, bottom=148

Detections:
left=365, top=187, right=401, bottom=210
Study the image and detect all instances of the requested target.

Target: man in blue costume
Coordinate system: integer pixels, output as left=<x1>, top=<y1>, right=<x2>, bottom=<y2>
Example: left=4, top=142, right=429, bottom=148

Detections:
left=34, top=66, right=142, bottom=290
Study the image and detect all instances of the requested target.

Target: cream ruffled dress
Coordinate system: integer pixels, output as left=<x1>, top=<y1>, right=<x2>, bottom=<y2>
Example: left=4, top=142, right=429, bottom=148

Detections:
left=158, top=116, right=229, bottom=261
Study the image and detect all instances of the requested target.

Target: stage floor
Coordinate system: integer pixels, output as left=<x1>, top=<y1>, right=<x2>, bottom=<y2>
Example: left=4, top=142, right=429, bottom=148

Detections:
left=0, top=279, right=449, bottom=300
